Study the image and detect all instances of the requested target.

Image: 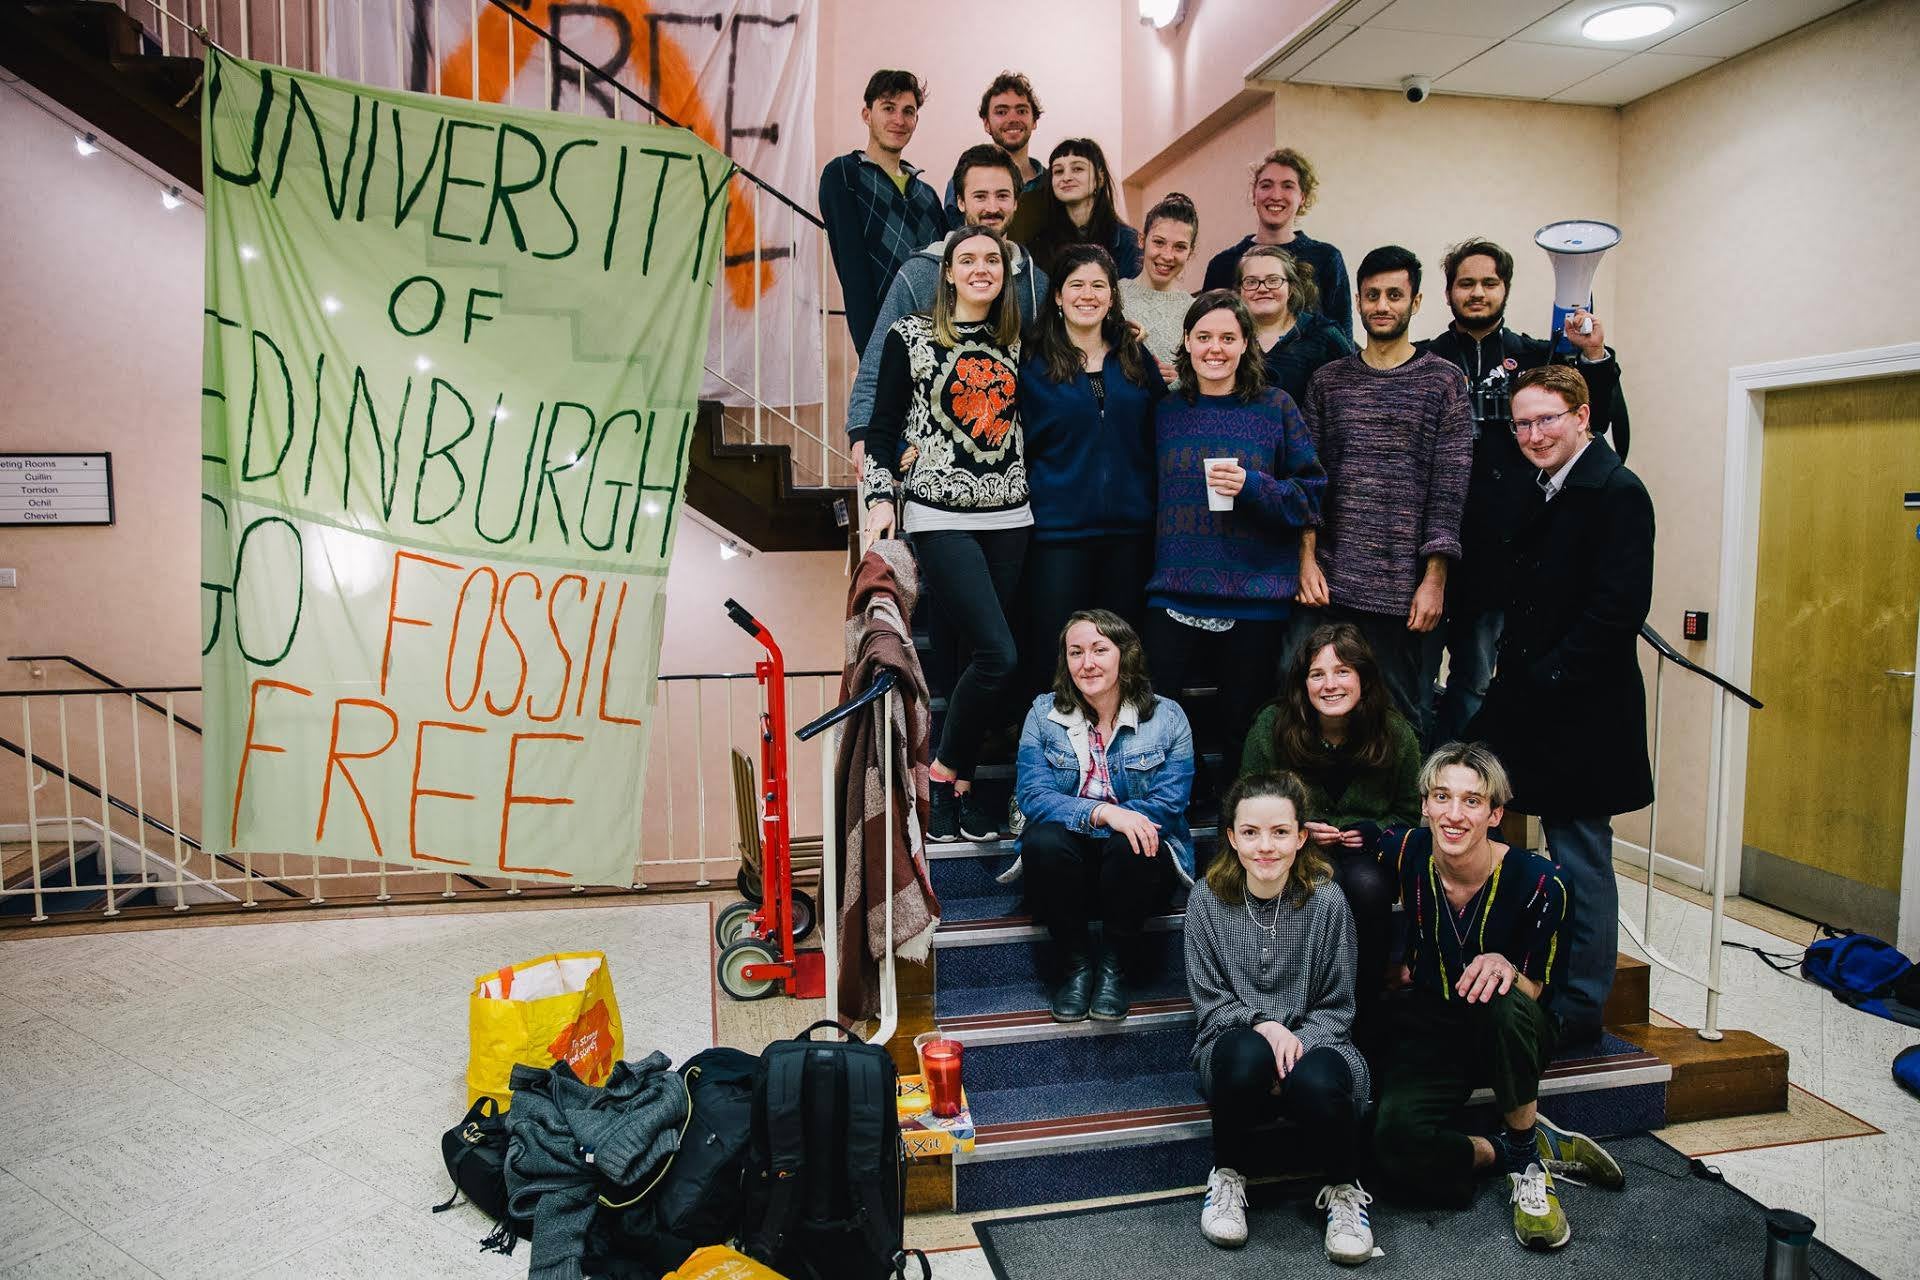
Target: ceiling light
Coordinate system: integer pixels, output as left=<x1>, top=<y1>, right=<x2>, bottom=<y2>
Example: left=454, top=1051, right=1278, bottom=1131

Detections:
left=1138, top=0, right=1184, bottom=29
left=1581, top=3, right=1675, bottom=41
left=161, top=185, right=183, bottom=210
left=718, top=539, right=741, bottom=560
left=75, top=132, right=99, bottom=156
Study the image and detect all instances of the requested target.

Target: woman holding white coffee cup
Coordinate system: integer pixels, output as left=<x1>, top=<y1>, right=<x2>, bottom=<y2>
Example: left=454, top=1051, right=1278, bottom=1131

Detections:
left=1143, top=289, right=1328, bottom=798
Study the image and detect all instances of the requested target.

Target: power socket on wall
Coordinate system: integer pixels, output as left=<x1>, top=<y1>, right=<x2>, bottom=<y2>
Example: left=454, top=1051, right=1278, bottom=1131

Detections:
left=0, top=568, right=16, bottom=588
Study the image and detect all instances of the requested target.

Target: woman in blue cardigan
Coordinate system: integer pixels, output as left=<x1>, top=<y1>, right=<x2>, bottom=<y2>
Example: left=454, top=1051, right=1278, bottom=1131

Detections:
left=1017, top=243, right=1166, bottom=693
left=1017, top=609, right=1195, bottom=1023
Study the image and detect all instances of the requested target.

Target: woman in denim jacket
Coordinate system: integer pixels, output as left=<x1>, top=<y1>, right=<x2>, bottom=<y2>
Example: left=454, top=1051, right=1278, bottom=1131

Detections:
left=1016, top=609, right=1195, bottom=1023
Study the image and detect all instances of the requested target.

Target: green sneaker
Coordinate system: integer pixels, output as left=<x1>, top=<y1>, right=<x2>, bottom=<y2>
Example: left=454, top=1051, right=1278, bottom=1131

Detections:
left=1535, top=1115, right=1625, bottom=1190
left=1509, top=1162, right=1571, bottom=1250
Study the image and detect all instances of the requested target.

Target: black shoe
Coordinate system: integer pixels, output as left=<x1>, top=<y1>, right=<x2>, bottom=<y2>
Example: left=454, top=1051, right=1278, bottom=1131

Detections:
left=958, top=788, right=1001, bottom=841
left=1051, top=951, right=1094, bottom=1022
left=928, top=781, right=960, bottom=843
left=1090, top=948, right=1130, bottom=1021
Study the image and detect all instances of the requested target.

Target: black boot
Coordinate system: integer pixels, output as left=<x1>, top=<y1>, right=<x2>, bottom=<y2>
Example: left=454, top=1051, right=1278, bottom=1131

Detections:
left=928, top=780, right=960, bottom=843
left=1050, top=950, right=1094, bottom=1022
left=1090, top=947, right=1130, bottom=1021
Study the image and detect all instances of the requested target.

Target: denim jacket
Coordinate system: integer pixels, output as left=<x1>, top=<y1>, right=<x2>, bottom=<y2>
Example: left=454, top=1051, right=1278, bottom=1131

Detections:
left=1015, top=692, right=1197, bottom=882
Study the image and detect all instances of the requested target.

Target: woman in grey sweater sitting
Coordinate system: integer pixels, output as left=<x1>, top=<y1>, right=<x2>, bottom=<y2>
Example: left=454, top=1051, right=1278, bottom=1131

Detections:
left=1185, top=771, right=1374, bottom=1262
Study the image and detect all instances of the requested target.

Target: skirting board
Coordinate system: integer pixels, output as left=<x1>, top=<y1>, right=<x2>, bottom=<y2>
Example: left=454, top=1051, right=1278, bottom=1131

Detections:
left=1610, top=836, right=1709, bottom=893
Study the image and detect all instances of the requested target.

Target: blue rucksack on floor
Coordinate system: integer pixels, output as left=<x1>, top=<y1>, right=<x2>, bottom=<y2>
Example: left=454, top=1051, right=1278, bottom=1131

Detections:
left=1896, top=1046, right=1920, bottom=1099
left=1802, top=926, right=1920, bottom=1028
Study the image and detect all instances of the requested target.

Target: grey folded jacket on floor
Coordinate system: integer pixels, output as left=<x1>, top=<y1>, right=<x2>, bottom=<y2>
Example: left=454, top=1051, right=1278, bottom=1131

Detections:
left=503, top=1052, right=689, bottom=1280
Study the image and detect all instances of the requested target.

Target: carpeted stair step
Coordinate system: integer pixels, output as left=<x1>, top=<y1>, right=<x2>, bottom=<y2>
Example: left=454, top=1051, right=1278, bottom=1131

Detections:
left=934, top=926, right=1189, bottom=1020
left=0, top=842, right=110, bottom=917
left=927, top=851, right=1024, bottom=922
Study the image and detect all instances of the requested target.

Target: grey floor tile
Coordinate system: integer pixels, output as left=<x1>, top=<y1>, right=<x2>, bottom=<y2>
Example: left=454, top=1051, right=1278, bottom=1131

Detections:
left=0, top=1166, right=98, bottom=1269
left=0, top=1233, right=159, bottom=1280
left=242, top=1205, right=524, bottom=1280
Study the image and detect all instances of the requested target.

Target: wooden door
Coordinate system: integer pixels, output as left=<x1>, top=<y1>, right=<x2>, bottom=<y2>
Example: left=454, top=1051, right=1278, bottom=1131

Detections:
left=1741, top=375, right=1920, bottom=937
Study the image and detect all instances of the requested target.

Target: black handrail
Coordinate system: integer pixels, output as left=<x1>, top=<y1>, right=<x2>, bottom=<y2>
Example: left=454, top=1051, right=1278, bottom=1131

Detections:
left=0, top=732, right=301, bottom=899
left=1640, top=625, right=1763, bottom=710
left=795, top=671, right=896, bottom=742
left=478, top=0, right=826, bottom=231
left=658, top=669, right=839, bottom=683
left=8, top=655, right=205, bottom=734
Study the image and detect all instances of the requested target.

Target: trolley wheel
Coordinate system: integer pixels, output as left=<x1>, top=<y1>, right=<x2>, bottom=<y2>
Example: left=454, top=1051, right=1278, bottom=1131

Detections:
left=789, top=889, right=817, bottom=942
left=714, top=900, right=760, bottom=948
left=736, top=868, right=764, bottom=903
left=717, top=938, right=779, bottom=1001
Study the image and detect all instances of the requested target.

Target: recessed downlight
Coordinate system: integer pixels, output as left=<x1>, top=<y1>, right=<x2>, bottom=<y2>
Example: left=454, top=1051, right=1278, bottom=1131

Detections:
left=1581, top=3, right=1675, bottom=41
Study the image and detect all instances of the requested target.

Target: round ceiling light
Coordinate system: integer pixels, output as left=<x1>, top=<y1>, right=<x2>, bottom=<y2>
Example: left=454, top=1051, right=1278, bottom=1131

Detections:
left=1581, top=3, right=1676, bottom=41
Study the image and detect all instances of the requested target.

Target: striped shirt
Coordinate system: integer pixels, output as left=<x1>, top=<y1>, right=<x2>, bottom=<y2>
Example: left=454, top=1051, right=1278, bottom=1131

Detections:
left=1381, top=827, right=1569, bottom=1000
left=1183, top=878, right=1371, bottom=1110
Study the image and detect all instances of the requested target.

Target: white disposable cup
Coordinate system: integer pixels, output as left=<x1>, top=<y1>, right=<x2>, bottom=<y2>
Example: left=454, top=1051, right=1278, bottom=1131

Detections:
left=1203, top=457, right=1236, bottom=512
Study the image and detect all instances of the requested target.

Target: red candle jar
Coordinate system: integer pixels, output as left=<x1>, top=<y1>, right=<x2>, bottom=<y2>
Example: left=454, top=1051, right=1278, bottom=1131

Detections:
left=921, top=1038, right=964, bottom=1118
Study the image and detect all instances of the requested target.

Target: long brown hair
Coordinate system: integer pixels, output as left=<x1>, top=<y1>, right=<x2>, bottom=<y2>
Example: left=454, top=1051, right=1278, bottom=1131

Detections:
left=1051, top=609, right=1156, bottom=723
left=1271, top=621, right=1396, bottom=771
left=1032, top=244, right=1152, bottom=387
left=1017, top=137, right=1124, bottom=280
left=1172, top=290, right=1267, bottom=403
left=931, top=224, right=1022, bottom=347
left=1206, top=771, right=1330, bottom=908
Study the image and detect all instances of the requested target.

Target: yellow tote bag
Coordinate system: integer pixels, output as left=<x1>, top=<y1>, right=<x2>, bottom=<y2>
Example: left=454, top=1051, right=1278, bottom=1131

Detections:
left=666, top=1245, right=790, bottom=1279
left=467, top=950, right=623, bottom=1109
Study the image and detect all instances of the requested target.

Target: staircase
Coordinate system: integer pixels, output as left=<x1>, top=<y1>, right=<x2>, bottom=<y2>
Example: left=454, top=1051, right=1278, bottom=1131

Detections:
left=0, top=0, right=856, bottom=554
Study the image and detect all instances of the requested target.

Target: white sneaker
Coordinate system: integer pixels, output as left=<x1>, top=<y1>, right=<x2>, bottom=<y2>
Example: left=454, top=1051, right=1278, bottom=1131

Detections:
left=1316, top=1180, right=1376, bottom=1265
left=1200, top=1166, right=1248, bottom=1248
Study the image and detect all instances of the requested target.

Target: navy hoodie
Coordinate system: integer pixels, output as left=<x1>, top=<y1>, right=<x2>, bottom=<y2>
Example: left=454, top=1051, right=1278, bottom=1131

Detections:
left=1017, top=351, right=1166, bottom=542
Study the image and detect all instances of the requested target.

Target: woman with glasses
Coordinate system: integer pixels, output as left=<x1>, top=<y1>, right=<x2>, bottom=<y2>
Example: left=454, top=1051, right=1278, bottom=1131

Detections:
left=1237, top=244, right=1355, bottom=407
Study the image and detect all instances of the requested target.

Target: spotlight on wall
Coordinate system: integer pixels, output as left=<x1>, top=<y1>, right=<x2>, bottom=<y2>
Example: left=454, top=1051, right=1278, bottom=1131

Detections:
left=1138, top=0, right=1185, bottom=30
left=160, top=185, right=184, bottom=210
left=74, top=132, right=99, bottom=156
left=718, top=539, right=742, bottom=561
left=1580, top=3, right=1674, bottom=41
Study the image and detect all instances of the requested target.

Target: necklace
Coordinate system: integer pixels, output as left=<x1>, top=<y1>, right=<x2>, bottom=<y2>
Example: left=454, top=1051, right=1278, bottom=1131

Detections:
left=1442, top=876, right=1490, bottom=951
left=1244, top=891, right=1283, bottom=958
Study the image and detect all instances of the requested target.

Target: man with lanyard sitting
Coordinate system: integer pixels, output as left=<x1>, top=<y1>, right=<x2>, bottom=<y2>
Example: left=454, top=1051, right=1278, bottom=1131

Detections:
left=1368, top=742, right=1623, bottom=1251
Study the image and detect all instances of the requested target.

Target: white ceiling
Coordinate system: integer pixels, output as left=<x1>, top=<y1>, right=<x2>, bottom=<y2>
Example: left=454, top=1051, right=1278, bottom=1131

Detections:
left=1250, top=0, right=1858, bottom=106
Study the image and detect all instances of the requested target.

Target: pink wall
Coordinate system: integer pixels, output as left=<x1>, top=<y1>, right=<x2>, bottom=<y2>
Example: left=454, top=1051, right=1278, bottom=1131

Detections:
left=814, top=0, right=1128, bottom=217
left=1118, top=0, right=1324, bottom=180
left=1121, top=96, right=1274, bottom=295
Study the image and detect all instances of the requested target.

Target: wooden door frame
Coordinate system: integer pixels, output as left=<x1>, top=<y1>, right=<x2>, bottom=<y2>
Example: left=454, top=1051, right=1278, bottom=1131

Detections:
left=1712, top=342, right=1920, bottom=951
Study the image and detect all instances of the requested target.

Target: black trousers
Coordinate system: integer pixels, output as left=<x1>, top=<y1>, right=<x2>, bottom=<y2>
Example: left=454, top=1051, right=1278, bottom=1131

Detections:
left=1020, top=822, right=1174, bottom=958
left=1142, top=609, right=1286, bottom=792
left=1206, top=1027, right=1360, bottom=1179
left=915, top=526, right=1029, bottom=778
left=1370, top=987, right=1558, bottom=1204
left=1021, top=533, right=1153, bottom=696
left=1331, top=849, right=1398, bottom=1050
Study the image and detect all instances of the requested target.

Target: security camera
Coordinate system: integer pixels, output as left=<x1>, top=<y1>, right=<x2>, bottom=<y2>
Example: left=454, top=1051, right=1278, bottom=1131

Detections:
left=1402, top=75, right=1432, bottom=104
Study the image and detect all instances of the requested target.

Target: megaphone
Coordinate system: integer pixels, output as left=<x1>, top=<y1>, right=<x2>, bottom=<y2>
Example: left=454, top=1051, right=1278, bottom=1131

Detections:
left=1535, top=219, right=1620, bottom=354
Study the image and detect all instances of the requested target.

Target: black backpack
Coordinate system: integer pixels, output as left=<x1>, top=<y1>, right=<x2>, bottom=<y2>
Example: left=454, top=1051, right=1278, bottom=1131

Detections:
left=741, top=1021, right=929, bottom=1280
left=638, top=1047, right=760, bottom=1258
left=433, top=1096, right=530, bottom=1253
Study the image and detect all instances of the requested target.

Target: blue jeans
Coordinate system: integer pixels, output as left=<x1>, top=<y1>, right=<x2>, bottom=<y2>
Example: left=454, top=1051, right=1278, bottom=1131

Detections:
left=1541, top=814, right=1616, bottom=1040
left=1431, top=607, right=1504, bottom=745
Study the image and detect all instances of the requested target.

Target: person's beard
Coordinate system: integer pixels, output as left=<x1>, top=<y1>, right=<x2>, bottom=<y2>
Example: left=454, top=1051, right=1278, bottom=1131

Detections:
left=1451, top=300, right=1506, bottom=336
left=1368, top=309, right=1412, bottom=344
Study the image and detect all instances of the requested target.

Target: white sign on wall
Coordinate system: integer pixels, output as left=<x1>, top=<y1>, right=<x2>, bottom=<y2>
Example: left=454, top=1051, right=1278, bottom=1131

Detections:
left=0, top=453, right=114, bottom=526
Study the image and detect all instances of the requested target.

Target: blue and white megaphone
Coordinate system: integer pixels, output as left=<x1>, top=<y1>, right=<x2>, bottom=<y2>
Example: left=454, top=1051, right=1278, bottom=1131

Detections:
left=1534, top=219, right=1620, bottom=354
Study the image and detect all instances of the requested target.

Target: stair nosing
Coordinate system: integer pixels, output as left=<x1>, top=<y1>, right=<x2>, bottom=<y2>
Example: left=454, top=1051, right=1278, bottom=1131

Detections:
left=927, top=825, right=1217, bottom=860
left=939, top=998, right=1197, bottom=1044
left=934, top=911, right=1185, bottom=948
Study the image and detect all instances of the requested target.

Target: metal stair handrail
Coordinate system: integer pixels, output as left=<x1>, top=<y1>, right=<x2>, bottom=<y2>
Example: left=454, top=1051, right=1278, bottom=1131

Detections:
left=9, top=654, right=205, bottom=734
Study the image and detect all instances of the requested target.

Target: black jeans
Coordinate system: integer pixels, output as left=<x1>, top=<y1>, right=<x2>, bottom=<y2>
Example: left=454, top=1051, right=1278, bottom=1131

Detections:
left=915, top=525, right=1029, bottom=778
left=1020, top=822, right=1174, bottom=961
left=1206, top=1027, right=1360, bottom=1178
left=1142, top=609, right=1286, bottom=785
left=1021, top=534, right=1153, bottom=696
left=1332, top=849, right=1398, bottom=1050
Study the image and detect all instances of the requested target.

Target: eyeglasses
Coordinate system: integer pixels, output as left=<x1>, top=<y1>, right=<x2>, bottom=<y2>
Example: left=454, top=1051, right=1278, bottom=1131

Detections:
left=1510, top=409, right=1576, bottom=436
left=1238, top=275, right=1287, bottom=294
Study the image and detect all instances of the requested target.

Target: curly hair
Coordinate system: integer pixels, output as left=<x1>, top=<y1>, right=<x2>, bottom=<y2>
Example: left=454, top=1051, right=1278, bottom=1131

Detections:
left=1270, top=621, right=1397, bottom=772
left=1031, top=244, right=1153, bottom=387
left=1172, top=290, right=1267, bottom=403
left=1051, top=609, right=1156, bottom=723
left=1207, top=770, right=1332, bottom=907
left=1252, top=147, right=1319, bottom=215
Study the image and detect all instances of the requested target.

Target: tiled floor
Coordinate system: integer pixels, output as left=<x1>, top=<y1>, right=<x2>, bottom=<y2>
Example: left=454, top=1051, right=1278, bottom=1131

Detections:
left=0, top=901, right=714, bottom=1279
left=2, top=877, right=1915, bottom=1278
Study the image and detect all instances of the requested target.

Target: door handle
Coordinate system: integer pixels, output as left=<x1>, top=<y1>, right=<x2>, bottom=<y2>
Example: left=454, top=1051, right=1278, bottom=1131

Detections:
left=1887, top=669, right=1917, bottom=678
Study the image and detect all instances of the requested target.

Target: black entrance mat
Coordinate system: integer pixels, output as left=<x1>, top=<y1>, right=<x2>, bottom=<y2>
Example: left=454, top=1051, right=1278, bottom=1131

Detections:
left=973, top=1135, right=1875, bottom=1278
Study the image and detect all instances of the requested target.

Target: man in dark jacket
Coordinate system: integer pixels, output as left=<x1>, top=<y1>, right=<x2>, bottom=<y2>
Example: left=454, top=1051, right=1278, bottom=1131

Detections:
left=819, top=70, right=948, bottom=354
left=1468, top=364, right=1655, bottom=1043
left=1420, top=238, right=1630, bottom=744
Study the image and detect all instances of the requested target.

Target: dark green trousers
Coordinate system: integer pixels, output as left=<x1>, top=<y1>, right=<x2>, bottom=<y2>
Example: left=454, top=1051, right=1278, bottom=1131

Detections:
left=1371, top=987, right=1558, bottom=1204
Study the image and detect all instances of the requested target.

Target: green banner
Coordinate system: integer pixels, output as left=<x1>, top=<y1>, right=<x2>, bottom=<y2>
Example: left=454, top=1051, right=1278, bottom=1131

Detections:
left=199, top=49, right=729, bottom=885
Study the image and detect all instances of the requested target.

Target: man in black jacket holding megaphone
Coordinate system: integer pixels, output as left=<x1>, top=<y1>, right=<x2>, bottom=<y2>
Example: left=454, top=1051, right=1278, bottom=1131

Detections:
left=1418, top=238, right=1630, bottom=746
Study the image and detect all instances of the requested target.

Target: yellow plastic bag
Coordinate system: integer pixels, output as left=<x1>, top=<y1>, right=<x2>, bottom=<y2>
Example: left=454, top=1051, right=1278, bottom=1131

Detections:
left=467, top=950, right=623, bottom=1108
left=666, top=1245, right=790, bottom=1280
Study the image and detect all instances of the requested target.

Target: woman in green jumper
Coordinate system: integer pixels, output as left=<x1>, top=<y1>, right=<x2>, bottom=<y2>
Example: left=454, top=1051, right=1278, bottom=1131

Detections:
left=1239, top=620, right=1419, bottom=1028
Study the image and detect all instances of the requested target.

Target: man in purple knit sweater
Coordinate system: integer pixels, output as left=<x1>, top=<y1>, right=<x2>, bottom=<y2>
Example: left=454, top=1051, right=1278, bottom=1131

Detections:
left=1297, top=245, right=1472, bottom=724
